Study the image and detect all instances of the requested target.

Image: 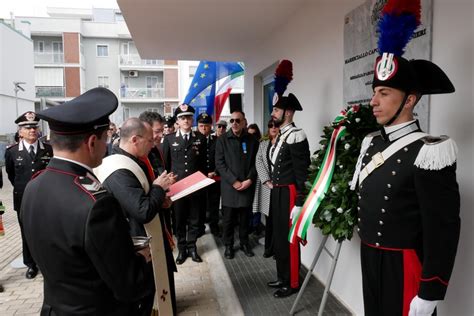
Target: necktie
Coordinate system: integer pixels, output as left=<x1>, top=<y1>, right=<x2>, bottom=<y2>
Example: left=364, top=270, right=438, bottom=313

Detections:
left=184, top=134, right=189, bottom=145
left=29, top=145, right=35, bottom=160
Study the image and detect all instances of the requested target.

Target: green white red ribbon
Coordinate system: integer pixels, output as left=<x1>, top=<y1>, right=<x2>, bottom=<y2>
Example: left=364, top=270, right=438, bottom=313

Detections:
left=289, top=106, right=359, bottom=244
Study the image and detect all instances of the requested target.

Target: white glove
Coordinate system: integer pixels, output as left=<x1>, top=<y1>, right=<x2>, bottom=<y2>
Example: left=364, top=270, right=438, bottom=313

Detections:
left=408, top=295, right=439, bottom=316
left=290, top=206, right=302, bottom=220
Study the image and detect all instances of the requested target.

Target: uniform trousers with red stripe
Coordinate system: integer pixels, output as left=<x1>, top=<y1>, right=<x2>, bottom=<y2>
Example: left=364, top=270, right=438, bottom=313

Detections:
left=360, top=242, right=436, bottom=316
left=271, top=186, right=300, bottom=289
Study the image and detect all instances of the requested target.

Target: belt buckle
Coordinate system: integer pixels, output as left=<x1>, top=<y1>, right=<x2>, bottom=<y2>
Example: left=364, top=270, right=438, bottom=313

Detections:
left=372, top=152, right=384, bottom=168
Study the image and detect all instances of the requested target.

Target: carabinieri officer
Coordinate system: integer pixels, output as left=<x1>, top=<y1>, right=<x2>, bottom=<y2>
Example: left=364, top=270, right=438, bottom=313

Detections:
left=5, top=111, right=52, bottom=279
left=162, top=104, right=206, bottom=264
left=20, top=88, right=151, bottom=315
left=352, top=1, right=461, bottom=315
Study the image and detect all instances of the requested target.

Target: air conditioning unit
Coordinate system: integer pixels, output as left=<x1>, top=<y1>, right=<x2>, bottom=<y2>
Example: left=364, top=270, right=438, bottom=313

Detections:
left=128, top=70, right=139, bottom=77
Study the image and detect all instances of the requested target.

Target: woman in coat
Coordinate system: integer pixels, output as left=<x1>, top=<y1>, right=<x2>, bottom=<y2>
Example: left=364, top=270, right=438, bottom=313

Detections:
left=252, top=120, right=280, bottom=257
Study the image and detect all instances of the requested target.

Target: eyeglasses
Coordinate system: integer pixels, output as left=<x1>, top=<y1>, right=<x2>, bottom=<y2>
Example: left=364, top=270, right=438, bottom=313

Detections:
left=229, top=118, right=241, bottom=124
left=217, top=125, right=226, bottom=129
left=267, top=124, right=276, bottom=128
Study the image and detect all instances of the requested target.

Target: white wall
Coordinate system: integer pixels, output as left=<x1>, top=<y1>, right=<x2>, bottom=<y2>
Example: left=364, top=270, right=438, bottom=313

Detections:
left=243, top=0, right=473, bottom=315
left=0, top=22, right=35, bottom=135
left=430, top=1, right=473, bottom=315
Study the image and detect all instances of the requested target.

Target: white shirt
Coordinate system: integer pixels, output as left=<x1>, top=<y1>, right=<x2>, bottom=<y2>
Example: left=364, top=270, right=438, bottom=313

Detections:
left=23, top=140, right=38, bottom=154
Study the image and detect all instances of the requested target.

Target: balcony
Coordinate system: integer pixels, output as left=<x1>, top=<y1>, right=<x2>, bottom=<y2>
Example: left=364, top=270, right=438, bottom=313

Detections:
left=34, top=52, right=64, bottom=64
left=36, top=86, right=65, bottom=98
left=120, top=87, right=165, bottom=100
left=119, top=54, right=164, bottom=68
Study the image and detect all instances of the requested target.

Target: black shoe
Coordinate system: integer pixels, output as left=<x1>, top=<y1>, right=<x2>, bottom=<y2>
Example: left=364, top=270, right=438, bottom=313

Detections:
left=224, top=246, right=234, bottom=259
left=190, top=249, right=203, bottom=263
left=263, top=250, right=273, bottom=258
left=240, top=244, right=254, bottom=257
left=273, top=287, right=299, bottom=298
left=175, top=250, right=188, bottom=265
left=267, top=280, right=284, bottom=288
left=26, top=267, right=38, bottom=279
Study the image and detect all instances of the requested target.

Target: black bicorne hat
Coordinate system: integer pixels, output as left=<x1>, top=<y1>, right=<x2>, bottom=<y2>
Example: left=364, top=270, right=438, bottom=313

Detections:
left=36, top=87, right=117, bottom=134
left=273, top=93, right=303, bottom=111
left=372, top=54, right=455, bottom=95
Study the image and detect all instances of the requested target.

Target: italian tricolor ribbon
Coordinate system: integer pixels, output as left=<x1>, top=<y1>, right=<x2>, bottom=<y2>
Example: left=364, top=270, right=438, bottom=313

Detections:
left=289, top=106, right=358, bottom=244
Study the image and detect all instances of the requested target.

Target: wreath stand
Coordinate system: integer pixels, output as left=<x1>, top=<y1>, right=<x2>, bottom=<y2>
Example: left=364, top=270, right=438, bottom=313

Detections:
left=289, top=235, right=343, bottom=316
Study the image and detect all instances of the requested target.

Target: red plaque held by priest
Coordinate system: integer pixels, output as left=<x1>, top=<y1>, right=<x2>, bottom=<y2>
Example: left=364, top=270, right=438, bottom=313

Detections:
left=167, top=171, right=215, bottom=201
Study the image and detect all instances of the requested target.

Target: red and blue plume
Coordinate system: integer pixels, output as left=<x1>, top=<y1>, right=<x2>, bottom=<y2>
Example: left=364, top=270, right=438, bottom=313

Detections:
left=274, top=59, right=293, bottom=96
left=377, top=0, right=421, bottom=57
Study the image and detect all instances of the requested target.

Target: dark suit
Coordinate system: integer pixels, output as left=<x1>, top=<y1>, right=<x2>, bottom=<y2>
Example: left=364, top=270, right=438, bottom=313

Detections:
left=162, top=130, right=206, bottom=251
left=215, top=129, right=259, bottom=246
left=5, top=140, right=52, bottom=268
left=357, top=121, right=460, bottom=315
left=21, top=158, right=149, bottom=315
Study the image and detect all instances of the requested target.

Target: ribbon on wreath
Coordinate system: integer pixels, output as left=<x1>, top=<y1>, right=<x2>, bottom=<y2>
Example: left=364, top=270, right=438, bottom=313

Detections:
left=289, top=106, right=359, bottom=244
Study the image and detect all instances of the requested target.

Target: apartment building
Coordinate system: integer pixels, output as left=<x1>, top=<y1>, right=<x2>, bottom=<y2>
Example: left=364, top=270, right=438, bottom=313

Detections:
left=12, top=7, right=195, bottom=126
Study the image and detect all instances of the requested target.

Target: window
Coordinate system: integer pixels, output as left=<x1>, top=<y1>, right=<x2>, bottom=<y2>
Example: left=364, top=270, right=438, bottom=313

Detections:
left=97, top=45, right=109, bottom=57
left=98, top=76, right=109, bottom=88
left=123, top=107, right=130, bottom=121
left=189, top=65, right=197, bottom=78
left=37, top=41, right=44, bottom=53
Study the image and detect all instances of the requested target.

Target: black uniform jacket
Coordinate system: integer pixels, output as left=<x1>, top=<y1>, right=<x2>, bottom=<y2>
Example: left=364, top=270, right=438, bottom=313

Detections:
left=269, top=123, right=311, bottom=206
left=5, top=140, right=52, bottom=210
left=21, top=158, right=149, bottom=315
left=101, top=147, right=177, bottom=273
left=162, top=130, right=206, bottom=180
left=215, top=129, right=259, bottom=208
left=196, top=132, right=218, bottom=176
left=357, top=125, right=460, bottom=300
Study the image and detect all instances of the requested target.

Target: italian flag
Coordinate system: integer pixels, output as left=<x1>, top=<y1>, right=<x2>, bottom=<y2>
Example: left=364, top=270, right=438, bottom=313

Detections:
left=214, top=71, right=243, bottom=121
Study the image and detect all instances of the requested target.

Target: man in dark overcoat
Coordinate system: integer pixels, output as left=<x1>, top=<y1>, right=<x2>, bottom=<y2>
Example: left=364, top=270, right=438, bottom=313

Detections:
left=215, top=110, right=259, bottom=259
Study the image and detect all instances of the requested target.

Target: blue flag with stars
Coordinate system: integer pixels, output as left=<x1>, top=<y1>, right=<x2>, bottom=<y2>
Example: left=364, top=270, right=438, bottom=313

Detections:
left=184, top=61, right=244, bottom=121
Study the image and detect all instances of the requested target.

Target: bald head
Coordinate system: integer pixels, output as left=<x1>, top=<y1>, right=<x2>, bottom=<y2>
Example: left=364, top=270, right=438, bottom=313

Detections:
left=120, top=118, right=147, bottom=142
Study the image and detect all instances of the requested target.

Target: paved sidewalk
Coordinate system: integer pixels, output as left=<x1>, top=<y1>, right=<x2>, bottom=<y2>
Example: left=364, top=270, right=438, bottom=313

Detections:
left=0, top=167, right=242, bottom=315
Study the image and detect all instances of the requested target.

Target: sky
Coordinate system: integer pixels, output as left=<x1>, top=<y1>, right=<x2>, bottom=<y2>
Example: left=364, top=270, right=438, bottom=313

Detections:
left=0, top=0, right=119, bottom=19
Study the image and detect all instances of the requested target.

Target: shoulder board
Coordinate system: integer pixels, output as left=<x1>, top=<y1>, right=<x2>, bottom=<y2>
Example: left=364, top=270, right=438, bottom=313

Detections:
left=77, top=173, right=104, bottom=193
left=286, top=129, right=307, bottom=144
left=414, top=135, right=457, bottom=170
left=6, top=143, right=18, bottom=150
